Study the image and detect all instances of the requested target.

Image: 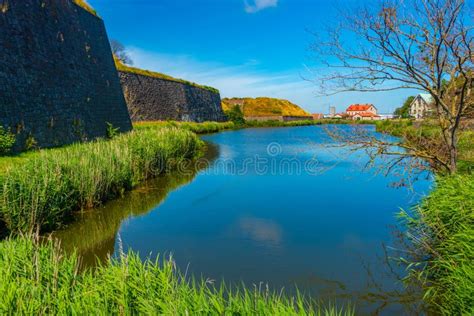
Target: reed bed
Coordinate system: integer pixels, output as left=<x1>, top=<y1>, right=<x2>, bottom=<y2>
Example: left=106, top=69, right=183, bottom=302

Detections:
left=0, top=128, right=203, bottom=233
left=0, top=237, right=353, bottom=315
left=133, top=121, right=235, bottom=134
left=400, top=175, right=474, bottom=315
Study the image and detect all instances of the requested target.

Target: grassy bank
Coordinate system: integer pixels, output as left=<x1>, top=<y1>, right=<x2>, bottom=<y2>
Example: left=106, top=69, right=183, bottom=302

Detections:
left=375, top=120, right=473, bottom=314
left=134, top=118, right=375, bottom=133
left=375, top=119, right=474, bottom=172
left=133, top=120, right=235, bottom=134
left=133, top=119, right=350, bottom=131
left=0, top=237, right=353, bottom=315
left=400, top=175, right=474, bottom=315
left=241, top=119, right=366, bottom=128
left=0, top=127, right=203, bottom=234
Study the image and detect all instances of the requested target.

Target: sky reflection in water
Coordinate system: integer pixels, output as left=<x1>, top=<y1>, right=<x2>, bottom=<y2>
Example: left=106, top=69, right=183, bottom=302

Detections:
left=55, top=125, right=432, bottom=314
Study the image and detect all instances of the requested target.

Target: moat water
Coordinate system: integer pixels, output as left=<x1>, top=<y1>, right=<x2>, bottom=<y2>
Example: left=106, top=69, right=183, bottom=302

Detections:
left=54, top=125, right=432, bottom=314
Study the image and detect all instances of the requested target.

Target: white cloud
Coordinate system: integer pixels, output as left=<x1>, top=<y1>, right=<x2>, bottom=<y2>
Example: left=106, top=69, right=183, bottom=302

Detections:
left=126, top=47, right=414, bottom=114
left=244, top=0, right=278, bottom=13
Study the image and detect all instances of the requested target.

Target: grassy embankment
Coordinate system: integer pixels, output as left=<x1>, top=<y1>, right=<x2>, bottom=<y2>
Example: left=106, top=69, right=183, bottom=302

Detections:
left=0, top=237, right=352, bottom=315
left=376, top=119, right=474, bottom=315
left=133, top=117, right=366, bottom=130
left=242, top=119, right=371, bottom=128
left=0, top=127, right=203, bottom=234
left=133, top=120, right=235, bottom=134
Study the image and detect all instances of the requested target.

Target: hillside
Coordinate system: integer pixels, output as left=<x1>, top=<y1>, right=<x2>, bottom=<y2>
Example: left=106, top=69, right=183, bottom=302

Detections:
left=222, top=97, right=310, bottom=117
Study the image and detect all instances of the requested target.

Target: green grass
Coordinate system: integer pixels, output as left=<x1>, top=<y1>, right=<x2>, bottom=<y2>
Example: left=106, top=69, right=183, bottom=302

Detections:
left=0, top=151, right=36, bottom=174
left=117, top=63, right=220, bottom=94
left=133, top=120, right=235, bottom=134
left=133, top=119, right=368, bottom=134
left=0, top=237, right=353, bottom=315
left=242, top=119, right=372, bottom=128
left=0, top=127, right=203, bottom=234
left=244, top=119, right=318, bottom=127
left=399, top=175, right=474, bottom=315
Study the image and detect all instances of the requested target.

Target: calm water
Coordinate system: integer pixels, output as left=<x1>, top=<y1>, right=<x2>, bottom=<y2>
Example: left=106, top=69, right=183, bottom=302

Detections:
left=55, top=125, right=432, bottom=314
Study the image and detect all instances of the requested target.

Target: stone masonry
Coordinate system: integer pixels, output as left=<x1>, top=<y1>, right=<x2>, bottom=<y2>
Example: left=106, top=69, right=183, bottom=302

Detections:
left=119, top=71, right=227, bottom=123
left=0, top=0, right=132, bottom=150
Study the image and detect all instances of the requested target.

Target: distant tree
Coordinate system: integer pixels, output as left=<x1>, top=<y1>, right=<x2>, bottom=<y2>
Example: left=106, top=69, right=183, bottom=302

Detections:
left=310, top=0, right=473, bottom=174
left=110, top=40, right=133, bottom=65
left=225, top=105, right=246, bottom=125
left=394, top=96, right=415, bottom=118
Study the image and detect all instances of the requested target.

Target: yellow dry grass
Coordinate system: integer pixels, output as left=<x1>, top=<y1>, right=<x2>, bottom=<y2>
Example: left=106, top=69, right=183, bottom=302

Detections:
left=222, top=97, right=310, bottom=117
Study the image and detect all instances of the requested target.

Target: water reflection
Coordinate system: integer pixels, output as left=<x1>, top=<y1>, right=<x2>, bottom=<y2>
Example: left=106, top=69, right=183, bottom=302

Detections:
left=51, top=126, right=431, bottom=314
left=237, top=217, right=282, bottom=245
left=52, top=143, right=219, bottom=268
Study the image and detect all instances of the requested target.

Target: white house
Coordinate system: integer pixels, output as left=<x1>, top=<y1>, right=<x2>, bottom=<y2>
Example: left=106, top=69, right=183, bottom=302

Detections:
left=410, top=94, right=434, bottom=119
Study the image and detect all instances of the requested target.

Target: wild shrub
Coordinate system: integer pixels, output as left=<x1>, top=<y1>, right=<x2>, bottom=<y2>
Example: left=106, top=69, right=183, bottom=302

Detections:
left=105, top=122, right=120, bottom=139
left=224, top=105, right=246, bottom=125
left=0, top=126, right=15, bottom=155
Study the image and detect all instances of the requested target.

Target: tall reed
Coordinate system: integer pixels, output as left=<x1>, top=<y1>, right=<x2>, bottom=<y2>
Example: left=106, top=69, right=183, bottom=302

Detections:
left=399, top=175, right=474, bottom=315
left=0, top=128, right=203, bottom=233
left=0, top=237, right=353, bottom=315
left=134, top=121, right=235, bottom=134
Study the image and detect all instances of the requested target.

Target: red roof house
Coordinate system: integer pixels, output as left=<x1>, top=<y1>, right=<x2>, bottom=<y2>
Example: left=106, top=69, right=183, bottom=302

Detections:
left=346, top=104, right=380, bottom=120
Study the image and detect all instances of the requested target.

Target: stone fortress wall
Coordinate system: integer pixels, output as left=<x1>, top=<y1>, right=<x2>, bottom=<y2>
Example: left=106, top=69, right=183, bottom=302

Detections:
left=0, top=0, right=132, bottom=150
left=118, top=71, right=227, bottom=123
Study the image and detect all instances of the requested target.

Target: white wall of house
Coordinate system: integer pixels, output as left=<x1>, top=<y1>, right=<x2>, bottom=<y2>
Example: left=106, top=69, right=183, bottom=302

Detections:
left=410, top=95, right=433, bottom=119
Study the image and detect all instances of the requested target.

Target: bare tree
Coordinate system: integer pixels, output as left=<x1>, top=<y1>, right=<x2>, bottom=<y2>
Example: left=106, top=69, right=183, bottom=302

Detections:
left=110, top=39, right=133, bottom=65
left=311, top=0, right=473, bottom=174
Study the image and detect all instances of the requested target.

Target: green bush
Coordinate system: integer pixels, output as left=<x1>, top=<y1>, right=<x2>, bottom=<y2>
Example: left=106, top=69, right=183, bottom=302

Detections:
left=0, top=127, right=203, bottom=233
left=0, top=237, right=353, bottom=315
left=224, top=105, right=246, bottom=125
left=0, top=126, right=16, bottom=155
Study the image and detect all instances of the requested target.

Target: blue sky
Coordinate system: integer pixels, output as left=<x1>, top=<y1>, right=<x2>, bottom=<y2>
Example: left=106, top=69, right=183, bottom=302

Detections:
left=88, top=0, right=419, bottom=114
